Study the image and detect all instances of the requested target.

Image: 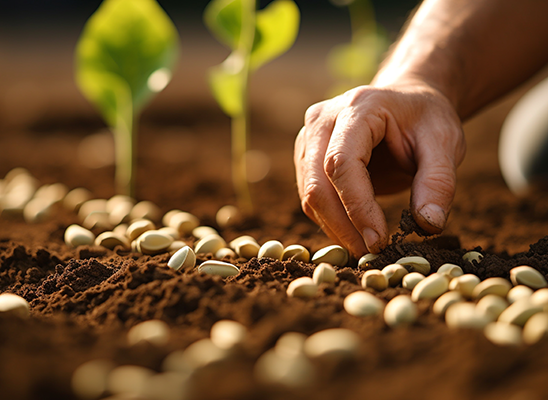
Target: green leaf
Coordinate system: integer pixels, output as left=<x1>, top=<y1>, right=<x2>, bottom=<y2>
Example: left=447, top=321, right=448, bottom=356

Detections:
left=204, top=0, right=300, bottom=71
left=75, top=0, right=179, bottom=127
left=250, top=0, right=300, bottom=70
left=209, top=55, right=246, bottom=117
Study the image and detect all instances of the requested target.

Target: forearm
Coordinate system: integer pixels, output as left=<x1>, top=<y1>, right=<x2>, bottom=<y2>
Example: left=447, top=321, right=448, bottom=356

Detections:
left=373, top=0, right=548, bottom=120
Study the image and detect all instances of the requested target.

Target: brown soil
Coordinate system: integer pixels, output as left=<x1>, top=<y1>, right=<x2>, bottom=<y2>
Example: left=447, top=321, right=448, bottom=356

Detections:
left=2, top=29, right=548, bottom=400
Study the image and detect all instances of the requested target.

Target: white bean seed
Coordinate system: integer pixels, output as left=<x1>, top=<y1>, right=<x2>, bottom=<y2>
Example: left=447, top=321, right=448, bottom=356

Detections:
left=195, top=234, right=227, bottom=255
left=282, top=245, right=310, bottom=263
left=311, top=245, right=348, bottom=267
left=312, top=263, right=337, bottom=285
left=361, top=269, right=388, bottom=291
left=126, top=219, right=155, bottom=241
left=344, top=291, right=384, bottom=317
left=0, top=293, right=30, bottom=318
left=215, top=247, right=237, bottom=259
left=384, top=295, right=418, bottom=327
left=462, top=251, right=483, bottom=264
left=94, top=231, right=129, bottom=250
left=158, top=226, right=180, bottom=240
left=78, top=199, right=108, bottom=221
left=64, top=224, right=95, bottom=247
left=108, top=201, right=133, bottom=226
left=254, top=348, right=315, bottom=388
left=530, top=288, right=548, bottom=307
left=183, top=338, right=231, bottom=369
left=484, top=322, right=523, bottom=346
left=233, top=239, right=260, bottom=259
left=82, top=211, right=112, bottom=231
left=472, top=277, right=512, bottom=299
left=63, top=187, right=92, bottom=212
left=210, top=320, right=247, bottom=350
left=402, top=272, right=425, bottom=290
left=433, top=291, right=463, bottom=316
left=107, top=365, right=154, bottom=397
left=382, top=264, right=408, bottom=287
left=138, top=230, right=174, bottom=255
left=130, top=200, right=161, bottom=221
left=275, top=332, right=307, bottom=358
left=216, top=205, right=242, bottom=228
left=411, top=273, right=449, bottom=302
left=198, top=260, right=239, bottom=278
left=523, top=312, right=548, bottom=345
left=476, top=295, right=508, bottom=320
left=286, top=277, right=317, bottom=298
left=507, top=285, right=534, bottom=304
left=127, top=320, right=170, bottom=346
left=498, top=298, right=542, bottom=326
left=71, top=359, right=115, bottom=400
left=162, top=209, right=183, bottom=227
left=167, top=246, right=196, bottom=271
left=510, top=266, right=548, bottom=289
left=437, top=263, right=464, bottom=279
left=358, top=253, right=379, bottom=268
left=192, top=226, right=219, bottom=239
left=258, top=240, right=284, bottom=260
left=23, top=197, right=52, bottom=223
left=303, top=328, right=360, bottom=359
left=168, top=212, right=200, bottom=236
left=448, top=274, right=481, bottom=298
left=396, top=256, right=430, bottom=275
left=445, top=302, right=490, bottom=329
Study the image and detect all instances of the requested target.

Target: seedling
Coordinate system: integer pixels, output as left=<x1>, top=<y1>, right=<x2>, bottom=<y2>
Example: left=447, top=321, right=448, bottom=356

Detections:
left=75, top=0, right=179, bottom=197
left=327, top=0, right=389, bottom=95
left=204, top=0, right=300, bottom=212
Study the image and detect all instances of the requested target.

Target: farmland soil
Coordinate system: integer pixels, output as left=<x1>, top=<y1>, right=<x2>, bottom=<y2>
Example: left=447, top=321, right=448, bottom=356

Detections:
left=3, top=32, right=548, bottom=400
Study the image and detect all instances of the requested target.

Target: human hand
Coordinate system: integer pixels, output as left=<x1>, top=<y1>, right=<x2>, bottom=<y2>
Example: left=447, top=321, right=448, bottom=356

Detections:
left=294, top=82, right=466, bottom=257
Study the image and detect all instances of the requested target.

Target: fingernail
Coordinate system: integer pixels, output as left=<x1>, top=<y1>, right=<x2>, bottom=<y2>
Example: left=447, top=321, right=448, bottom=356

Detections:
left=418, top=204, right=446, bottom=231
left=362, top=227, right=380, bottom=253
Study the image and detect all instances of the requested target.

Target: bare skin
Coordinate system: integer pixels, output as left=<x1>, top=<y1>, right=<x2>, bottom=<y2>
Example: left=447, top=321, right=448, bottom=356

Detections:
left=295, top=0, right=548, bottom=257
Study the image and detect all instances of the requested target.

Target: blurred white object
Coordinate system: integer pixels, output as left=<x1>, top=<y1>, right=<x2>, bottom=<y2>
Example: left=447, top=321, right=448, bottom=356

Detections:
left=499, top=77, right=548, bottom=194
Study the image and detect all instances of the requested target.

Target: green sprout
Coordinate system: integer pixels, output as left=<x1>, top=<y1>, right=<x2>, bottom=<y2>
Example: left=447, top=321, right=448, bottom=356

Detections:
left=204, top=0, right=300, bottom=213
left=75, top=0, right=179, bottom=197
left=327, top=0, right=389, bottom=96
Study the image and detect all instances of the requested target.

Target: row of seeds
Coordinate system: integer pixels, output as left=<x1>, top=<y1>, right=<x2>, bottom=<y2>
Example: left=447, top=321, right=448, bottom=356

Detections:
left=71, top=319, right=361, bottom=399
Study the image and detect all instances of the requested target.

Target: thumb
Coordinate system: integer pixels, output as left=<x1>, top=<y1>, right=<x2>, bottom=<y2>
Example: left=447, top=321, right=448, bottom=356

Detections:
left=410, top=151, right=458, bottom=234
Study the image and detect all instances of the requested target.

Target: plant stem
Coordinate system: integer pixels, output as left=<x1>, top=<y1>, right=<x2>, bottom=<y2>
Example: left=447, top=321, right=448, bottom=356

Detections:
left=232, top=0, right=256, bottom=213
left=114, top=110, right=136, bottom=197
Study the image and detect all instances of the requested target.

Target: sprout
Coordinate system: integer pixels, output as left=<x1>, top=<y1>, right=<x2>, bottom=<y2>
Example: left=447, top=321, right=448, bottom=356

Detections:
left=75, top=0, right=179, bottom=196
left=204, top=0, right=300, bottom=212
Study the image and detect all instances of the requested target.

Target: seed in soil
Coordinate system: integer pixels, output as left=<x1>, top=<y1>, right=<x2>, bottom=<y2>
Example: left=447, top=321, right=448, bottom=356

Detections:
left=476, top=294, right=508, bottom=320
left=448, top=274, right=481, bottom=298
left=126, top=219, right=155, bottom=241
left=282, top=244, right=310, bottom=262
left=312, top=262, right=336, bottom=285
left=127, top=320, right=171, bottom=347
left=445, top=302, right=490, bottom=330
left=523, top=312, right=548, bottom=344
left=381, top=264, right=408, bottom=287
left=344, top=291, right=384, bottom=317
left=71, top=359, right=115, bottom=400
left=198, top=260, right=239, bottom=277
left=311, top=244, right=348, bottom=266
left=396, top=256, right=431, bottom=275
left=194, top=234, right=226, bottom=254
left=472, top=277, right=512, bottom=299
left=358, top=253, right=379, bottom=268
left=510, top=265, right=548, bottom=289
left=167, top=211, right=199, bottom=236
left=286, top=277, right=318, bottom=298
left=507, top=285, right=534, bottom=304
left=498, top=298, right=542, bottom=326
left=131, top=200, right=161, bottom=222
left=138, top=230, right=174, bottom=254
left=384, top=295, right=417, bottom=328
left=64, top=224, right=95, bottom=247
left=0, top=293, right=31, bottom=318
left=303, top=328, right=360, bottom=359
left=210, top=320, right=247, bottom=350
left=433, top=291, right=463, bottom=316
left=361, top=269, right=388, bottom=291
left=412, top=273, right=449, bottom=301
left=462, top=251, right=483, bottom=264
left=258, top=240, right=284, bottom=260
left=437, top=263, right=463, bottom=279
left=402, top=272, right=425, bottom=290
left=216, top=205, right=243, bottom=228
left=484, top=322, right=523, bottom=346
left=94, top=231, right=129, bottom=250
left=167, top=246, right=196, bottom=271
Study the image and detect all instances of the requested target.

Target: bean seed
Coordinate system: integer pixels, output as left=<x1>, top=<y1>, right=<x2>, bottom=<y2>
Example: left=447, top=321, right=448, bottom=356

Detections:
left=65, top=224, right=95, bottom=247
left=127, top=320, right=170, bottom=346
left=275, top=332, right=307, bottom=357
left=210, top=320, right=247, bottom=350
left=258, top=240, right=284, bottom=260
left=23, top=197, right=52, bottom=223
left=396, top=256, right=430, bottom=275
left=215, top=247, right=237, bottom=259
left=233, top=239, right=260, bottom=259
left=168, top=212, right=199, bottom=236
left=476, top=295, right=508, bottom=320
left=286, top=277, right=317, bottom=298
left=472, top=277, right=512, bottom=299
left=4, top=167, right=30, bottom=183
left=361, top=269, right=388, bottom=291
left=95, top=231, right=129, bottom=250
left=195, top=234, right=226, bottom=255
left=282, top=244, right=310, bottom=263
left=198, top=260, right=239, bottom=277
left=523, top=312, right=548, bottom=345
left=0, top=293, right=30, bottom=318
left=313, top=263, right=337, bottom=285
left=192, top=226, right=219, bottom=239
left=402, top=272, right=425, bottom=290
left=254, top=348, right=315, bottom=388
left=167, top=246, right=196, bottom=271
left=130, top=200, right=161, bottom=222
left=303, top=328, right=360, bottom=359
left=384, top=295, right=418, bottom=327
left=311, top=245, right=348, bottom=267
left=71, top=359, right=115, bottom=400
left=82, top=211, right=112, bottom=231
left=162, top=209, right=183, bottom=226
left=433, top=291, right=463, bottom=316
left=168, top=240, right=186, bottom=252
left=462, top=251, right=483, bottom=264
left=64, top=187, right=92, bottom=212
left=131, top=239, right=141, bottom=253
left=507, top=285, right=533, bottom=304
left=382, top=264, right=408, bottom=287
left=108, top=201, right=133, bottom=226
left=437, top=263, right=464, bottom=279
left=158, top=226, right=180, bottom=240
left=107, top=365, right=154, bottom=397
left=183, top=338, right=231, bottom=369
left=445, top=302, right=490, bottom=329
left=228, top=235, right=256, bottom=248
left=530, top=288, right=548, bottom=307
left=35, top=182, right=68, bottom=204
left=411, top=273, right=449, bottom=301
left=216, top=205, right=242, bottom=228
left=138, top=230, right=174, bottom=254
left=161, top=350, right=193, bottom=375
left=344, top=291, right=384, bottom=317
left=358, top=253, right=379, bottom=268
left=510, top=265, right=548, bottom=289
left=106, top=195, right=135, bottom=213
left=498, top=298, right=543, bottom=326
left=448, top=274, right=481, bottom=298
left=484, top=322, right=523, bottom=346
left=127, top=219, right=155, bottom=241
left=78, top=199, right=108, bottom=220
left=113, top=223, right=128, bottom=237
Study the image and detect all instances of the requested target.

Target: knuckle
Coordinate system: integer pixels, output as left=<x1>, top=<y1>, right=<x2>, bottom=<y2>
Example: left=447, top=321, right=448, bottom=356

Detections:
left=324, top=150, right=352, bottom=182
left=302, top=182, right=324, bottom=211
left=304, top=103, right=324, bottom=125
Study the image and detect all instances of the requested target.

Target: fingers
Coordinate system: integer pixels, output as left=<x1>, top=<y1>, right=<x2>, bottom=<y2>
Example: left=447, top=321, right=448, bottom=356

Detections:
left=410, top=138, right=460, bottom=233
left=323, top=108, right=389, bottom=254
